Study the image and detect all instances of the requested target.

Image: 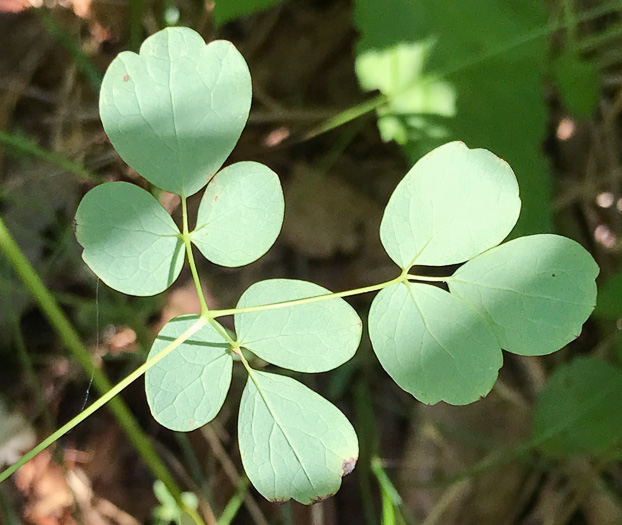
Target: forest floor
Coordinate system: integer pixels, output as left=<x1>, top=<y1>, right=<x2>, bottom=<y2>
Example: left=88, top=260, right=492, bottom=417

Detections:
left=1, top=1, right=622, bottom=524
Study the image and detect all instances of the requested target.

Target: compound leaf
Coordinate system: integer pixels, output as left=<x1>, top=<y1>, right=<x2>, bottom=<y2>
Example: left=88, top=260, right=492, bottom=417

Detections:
left=192, top=162, right=284, bottom=267
left=532, top=357, right=622, bottom=457
left=238, top=371, right=358, bottom=504
left=145, top=315, right=232, bottom=432
left=100, top=27, right=251, bottom=197
left=449, top=234, right=599, bottom=356
left=368, top=281, right=502, bottom=405
left=380, top=141, right=520, bottom=268
left=75, top=182, right=184, bottom=296
left=235, top=279, right=362, bottom=372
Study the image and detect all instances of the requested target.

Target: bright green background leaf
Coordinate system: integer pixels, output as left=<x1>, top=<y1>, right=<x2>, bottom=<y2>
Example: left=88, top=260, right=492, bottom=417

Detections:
left=235, top=279, right=362, bottom=372
left=213, top=0, right=285, bottom=25
left=355, top=39, right=456, bottom=146
left=450, top=234, right=599, bottom=356
left=75, top=182, right=184, bottom=296
left=532, top=357, right=622, bottom=457
left=191, top=162, right=284, bottom=267
left=100, top=27, right=251, bottom=197
left=145, top=315, right=232, bottom=432
left=380, top=141, right=520, bottom=268
left=553, top=51, right=600, bottom=119
left=354, top=0, right=551, bottom=234
left=238, top=371, right=358, bottom=504
left=368, top=282, right=502, bottom=405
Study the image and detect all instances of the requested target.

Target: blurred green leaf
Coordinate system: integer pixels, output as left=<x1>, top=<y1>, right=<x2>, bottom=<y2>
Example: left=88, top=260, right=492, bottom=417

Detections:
left=192, top=162, right=284, bottom=267
left=532, top=357, right=622, bottom=457
left=145, top=315, right=232, bottom=431
left=152, top=479, right=199, bottom=525
left=594, top=270, right=622, bottom=319
left=238, top=371, right=358, bottom=503
left=213, top=0, right=285, bottom=25
left=355, top=40, right=456, bottom=146
left=354, top=0, right=552, bottom=234
left=75, top=182, right=184, bottom=296
left=100, top=27, right=251, bottom=197
left=235, top=279, right=362, bottom=372
left=553, top=51, right=600, bottom=119
left=450, top=235, right=599, bottom=356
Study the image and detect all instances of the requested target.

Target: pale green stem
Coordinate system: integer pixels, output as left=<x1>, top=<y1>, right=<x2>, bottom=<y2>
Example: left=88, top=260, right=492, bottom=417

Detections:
left=233, top=346, right=252, bottom=374
left=180, top=197, right=237, bottom=347
left=406, top=273, right=453, bottom=283
left=209, top=274, right=407, bottom=319
left=217, top=477, right=250, bottom=525
left=182, top=196, right=209, bottom=316
left=0, top=317, right=207, bottom=484
left=0, top=215, right=189, bottom=505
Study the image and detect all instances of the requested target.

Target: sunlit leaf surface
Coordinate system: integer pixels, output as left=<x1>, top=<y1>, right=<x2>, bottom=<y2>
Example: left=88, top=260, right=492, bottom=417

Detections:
left=145, top=315, right=232, bottom=431
left=379, top=141, right=520, bottom=268
left=100, top=28, right=251, bottom=196
left=75, top=182, right=184, bottom=296
left=238, top=371, right=358, bottom=503
left=368, top=281, right=502, bottom=405
left=192, top=162, right=284, bottom=267
left=236, top=279, right=362, bottom=372
left=450, top=235, right=599, bottom=356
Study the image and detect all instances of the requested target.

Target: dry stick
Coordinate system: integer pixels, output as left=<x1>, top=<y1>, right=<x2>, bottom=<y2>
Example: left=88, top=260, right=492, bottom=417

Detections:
left=553, top=458, right=620, bottom=525
left=420, top=479, right=472, bottom=525
left=201, top=426, right=270, bottom=525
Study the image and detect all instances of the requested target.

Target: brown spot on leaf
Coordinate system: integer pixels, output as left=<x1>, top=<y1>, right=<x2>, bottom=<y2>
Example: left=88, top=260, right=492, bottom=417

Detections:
left=552, top=273, right=556, bottom=277
left=214, top=193, right=219, bottom=202
left=342, top=457, right=357, bottom=476
left=123, top=74, right=129, bottom=82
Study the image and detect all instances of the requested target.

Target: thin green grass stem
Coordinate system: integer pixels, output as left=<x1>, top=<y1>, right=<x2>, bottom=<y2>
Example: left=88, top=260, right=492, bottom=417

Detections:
left=0, top=130, right=100, bottom=183
left=0, top=215, right=192, bottom=507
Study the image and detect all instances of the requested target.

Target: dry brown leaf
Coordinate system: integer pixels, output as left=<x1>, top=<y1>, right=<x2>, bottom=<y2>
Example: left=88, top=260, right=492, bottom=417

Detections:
left=0, top=0, right=35, bottom=13
left=282, top=163, right=380, bottom=259
left=107, top=327, right=138, bottom=356
left=153, top=281, right=218, bottom=333
left=15, top=450, right=75, bottom=525
left=66, top=468, right=140, bottom=525
left=71, top=0, right=90, bottom=19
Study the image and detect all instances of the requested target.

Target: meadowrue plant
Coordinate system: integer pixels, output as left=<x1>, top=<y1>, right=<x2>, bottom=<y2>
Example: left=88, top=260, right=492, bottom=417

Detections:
left=27, top=27, right=602, bottom=504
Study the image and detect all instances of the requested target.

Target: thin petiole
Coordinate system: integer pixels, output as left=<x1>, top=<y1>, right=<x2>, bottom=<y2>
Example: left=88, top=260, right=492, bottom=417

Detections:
left=209, top=274, right=407, bottom=319
left=406, top=273, right=453, bottom=283
left=181, top=196, right=210, bottom=316
left=0, top=317, right=207, bottom=484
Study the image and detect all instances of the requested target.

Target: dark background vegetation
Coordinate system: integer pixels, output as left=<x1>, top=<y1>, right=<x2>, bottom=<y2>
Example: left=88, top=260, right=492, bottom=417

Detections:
left=1, top=0, right=622, bottom=523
